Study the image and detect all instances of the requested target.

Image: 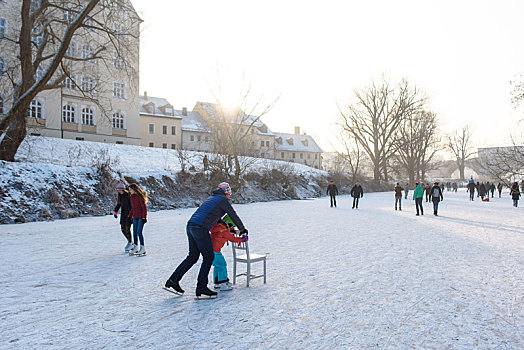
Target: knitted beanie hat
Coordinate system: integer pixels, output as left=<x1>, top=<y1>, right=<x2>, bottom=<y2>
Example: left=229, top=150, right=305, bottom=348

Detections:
left=116, top=183, right=126, bottom=190
left=218, top=182, right=232, bottom=194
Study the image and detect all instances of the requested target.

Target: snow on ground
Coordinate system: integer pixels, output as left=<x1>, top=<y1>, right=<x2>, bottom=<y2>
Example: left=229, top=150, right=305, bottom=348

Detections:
left=1, top=190, right=523, bottom=349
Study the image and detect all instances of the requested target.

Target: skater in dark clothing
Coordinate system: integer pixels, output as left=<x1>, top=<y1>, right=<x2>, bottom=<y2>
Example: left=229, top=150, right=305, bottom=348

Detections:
left=113, top=183, right=133, bottom=252
left=413, top=182, right=424, bottom=216
left=165, top=182, right=248, bottom=298
left=430, top=182, right=443, bottom=215
left=394, top=183, right=403, bottom=210
left=452, top=182, right=458, bottom=192
left=467, top=181, right=476, bottom=201
left=479, top=183, right=487, bottom=201
left=326, top=181, right=339, bottom=208
left=350, top=183, right=363, bottom=209
left=476, top=182, right=480, bottom=197
left=497, top=183, right=503, bottom=198
left=404, top=183, right=409, bottom=199
left=425, top=184, right=431, bottom=202
left=203, top=155, right=209, bottom=171
left=489, top=183, right=495, bottom=198
left=128, top=183, right=148, bottom=256
left=510, top=182, right=521, bottom=207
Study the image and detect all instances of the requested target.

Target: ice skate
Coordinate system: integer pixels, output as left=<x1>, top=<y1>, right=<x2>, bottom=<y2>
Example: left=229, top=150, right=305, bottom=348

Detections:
left=195, top=287, right=218, bottom=299
left=124, top=242, right=133, bottom=253
left=128, top=244, right=138, bottom=255
left=214, top=281, right=233, bottom=291
left=163, top=279, right=184, bottom=295
left=132, top=246, right=146, bottom=256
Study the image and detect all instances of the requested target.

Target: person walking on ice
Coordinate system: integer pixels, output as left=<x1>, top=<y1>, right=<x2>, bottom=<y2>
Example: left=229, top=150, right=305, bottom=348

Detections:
left=413, top=182, right=424, bottom=216
left=164, top=182, right=248, bottom=299
left=394, top=183, right=403, bottom=210
left=326, top=180, right=339, bottom=207
left=430, top=181, right=444, bottom=216
left=128, top=183, right=148, bottom=256
left=510, top=182, right=521, bottom=207
left=404, top=183, right=409, bottom=199
left=113, top=183, right=133, bottom=252
left=350, top=183, right=363, bottom=209
left=210, top=217, right=247, bottom=291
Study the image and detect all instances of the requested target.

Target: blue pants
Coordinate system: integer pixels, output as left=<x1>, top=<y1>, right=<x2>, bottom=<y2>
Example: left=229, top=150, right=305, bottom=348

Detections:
left=433, top=201, right=439, bottom=214
left=169, top=223, right=214, bottom=290
left=132, top=218, right=144, bottom=246
left=213, top=252, right=228, bottom=284
left=395, top=196, right=402, bottom=210
left=514, top=199, right=519, bottom=207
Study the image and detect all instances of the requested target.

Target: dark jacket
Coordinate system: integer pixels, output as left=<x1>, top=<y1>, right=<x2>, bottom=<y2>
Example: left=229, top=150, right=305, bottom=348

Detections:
left=467, top=182, right=476, bottom=193
left=394, top=185, right=403, bottom=197
left=189, top=189, right=245, bottom=232
left=129, top=193, right=147, bottom=219
left=430, top=185, right=443, bottom=202
left=326, top=183, right=338, bottom=196
left=497, top=183, right=503, bottom=192
left=478, top=184, right=486, bottom=197
left=114, top=191, right=131, bottom=225
left=350, top=185, right=363, bottom=198
left=510, top=185, right=521, bottom=200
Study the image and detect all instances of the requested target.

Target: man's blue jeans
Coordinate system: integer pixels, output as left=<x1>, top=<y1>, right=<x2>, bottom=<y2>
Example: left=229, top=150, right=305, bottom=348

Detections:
left=433, top=201, right=439, bottom=213
left=169, top=223, right=214, bottom=290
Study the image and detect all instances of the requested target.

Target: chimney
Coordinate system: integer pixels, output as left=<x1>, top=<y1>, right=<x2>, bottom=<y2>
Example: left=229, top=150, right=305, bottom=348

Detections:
left=144, top=91, right=147, bottom=99
left=182, top=107, right=187, bottom=116
left=294, top=126, right=300, bottom=135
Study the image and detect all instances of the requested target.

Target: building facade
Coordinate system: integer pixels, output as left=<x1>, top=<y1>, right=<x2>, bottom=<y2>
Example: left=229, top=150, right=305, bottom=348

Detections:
left=274, top=127, right=322, bottom=169
left=139, top=94, right=181, bottom=149
left=0, top=0, right=141, bottom=145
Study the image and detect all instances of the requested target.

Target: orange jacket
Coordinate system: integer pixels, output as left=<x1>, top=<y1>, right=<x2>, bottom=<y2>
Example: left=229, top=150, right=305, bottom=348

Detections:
left=210, top=222, right=242, bottom=253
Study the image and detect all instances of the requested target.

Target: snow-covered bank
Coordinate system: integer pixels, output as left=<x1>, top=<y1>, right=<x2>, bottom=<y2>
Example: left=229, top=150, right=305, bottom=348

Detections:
left=1, top=190, right=522, bottom=349
left=0, top=137, right=329, bottom=224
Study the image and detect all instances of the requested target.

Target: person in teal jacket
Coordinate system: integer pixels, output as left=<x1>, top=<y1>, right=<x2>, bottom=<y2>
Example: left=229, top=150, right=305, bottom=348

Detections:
left=413, top=182, right=424, bottom=216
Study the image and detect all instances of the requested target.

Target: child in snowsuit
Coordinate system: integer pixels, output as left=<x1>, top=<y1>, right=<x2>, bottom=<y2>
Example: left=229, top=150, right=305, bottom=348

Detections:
left=113, top=183, right=133, bottom=252
left=210, top=219, right=247, bottom=291
left=128, top=183, right=148, bottom=256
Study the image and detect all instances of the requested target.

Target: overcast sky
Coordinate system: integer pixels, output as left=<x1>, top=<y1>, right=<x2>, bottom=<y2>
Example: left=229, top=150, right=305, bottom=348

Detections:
left=132, top=0, right=524, bottom=152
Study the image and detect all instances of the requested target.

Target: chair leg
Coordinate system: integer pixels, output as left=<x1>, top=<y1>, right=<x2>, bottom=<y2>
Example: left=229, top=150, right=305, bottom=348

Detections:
left=263, top=259, right=266, bottom=284
left=246, top=263, right=250, bottom=287
left=233, top=260, right=236, bottom=285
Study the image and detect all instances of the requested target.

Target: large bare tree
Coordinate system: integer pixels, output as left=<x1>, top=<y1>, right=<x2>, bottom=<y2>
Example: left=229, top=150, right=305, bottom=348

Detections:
left=339, top=77, right=426, bottom=186
left=0, top=0, right=139, bottom=161
left=447, top=125, right=475, bottom=180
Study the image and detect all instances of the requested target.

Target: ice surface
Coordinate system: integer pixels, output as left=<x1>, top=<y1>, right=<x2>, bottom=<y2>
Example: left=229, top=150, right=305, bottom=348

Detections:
left=1, top=190, right=522, bottom=349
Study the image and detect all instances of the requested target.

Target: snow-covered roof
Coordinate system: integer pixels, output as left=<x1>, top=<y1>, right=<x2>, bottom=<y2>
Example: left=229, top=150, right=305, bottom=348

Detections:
left=178, top=110, right=212, bottom=133
left=139, top=95, right=181, bottom=120
left=273, top=132, right=322, bottom=153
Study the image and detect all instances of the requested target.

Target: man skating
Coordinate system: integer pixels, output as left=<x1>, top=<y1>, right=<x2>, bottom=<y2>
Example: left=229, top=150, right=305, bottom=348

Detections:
left=430, top=181, right=444, bottom=216
left=350, top=183, right=363, bottom=209
left=326, top=181, right=339, bottom=208
left=413, top=182, right=424, bottom=216
left=394, top=183, right=403, bottom=210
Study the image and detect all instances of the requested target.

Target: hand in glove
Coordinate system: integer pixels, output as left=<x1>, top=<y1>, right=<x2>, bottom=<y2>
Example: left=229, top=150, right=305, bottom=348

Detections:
left=238, top=228, right=248, bottom=236
left=113, top=212, right=118, bottom=219
left=241, top=235, right=248, bottom=243
left=142, top=218, right=147, bottom=224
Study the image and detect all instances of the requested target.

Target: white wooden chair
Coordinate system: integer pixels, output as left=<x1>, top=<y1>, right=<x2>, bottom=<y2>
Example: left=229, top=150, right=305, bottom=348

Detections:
left=232, top=239, right=267, bottom=287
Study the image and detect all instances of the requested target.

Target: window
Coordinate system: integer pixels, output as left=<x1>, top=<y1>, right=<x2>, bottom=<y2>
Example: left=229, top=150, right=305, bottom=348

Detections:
left=112, top=111, right=125, bottom=129
left=148, top=123, right=154, bottom=134
left=162, top=125, right=167, bottom=135
left=113, top=82, right=125, bottom=99
left=81, top=107, right=94, bottom=126
left=171, top=126, right=176, bottom=135
left=205, top=136, right=209, bottom=142
left=171, top=144, right=176, bottom=150
left=307, top=154, right=311, bottom=159
left=66, top=41, right=77, bottom=58
left=266, top=141, right=270, bottom=147
left=113, top=51, right=123, bottom=69
left=165, top=107, right=173, bottom=115
left=64, top=75, right=76, bottom=90
left=197, top=135, right=201, bottom=142
left=261, top=141, right=264, bottom=147
left=81, top=76, right=96, bottom=93
left=292, top=153, right=296, bottom=159
left=116, top=141, right=123, bottom=145
left=281, top=152, right=284, bottom=158
left=0, top=18, right=7, bottom=39
left=162, top=143, right=167, bottom=149
left=190, top=135, right=194, bottom=141
left=82, top=44, right=93, bottom=60
left=148, top=142, right=154, bottom=147
left=28, top=100, right=43, bottom=119
left=0, top=56, right=5, bottom=76
left=62, top=103, right=75, bottom=123
left=300, top=153, right=303, bottom=159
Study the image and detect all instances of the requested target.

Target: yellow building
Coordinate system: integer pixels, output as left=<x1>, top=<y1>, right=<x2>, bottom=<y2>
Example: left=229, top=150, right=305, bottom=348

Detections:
left=139, top=94, right=182, bottom=149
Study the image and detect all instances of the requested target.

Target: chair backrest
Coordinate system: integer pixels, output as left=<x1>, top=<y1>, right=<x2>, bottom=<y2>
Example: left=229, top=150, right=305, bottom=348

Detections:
left=232, top=238, right=250, bottom=260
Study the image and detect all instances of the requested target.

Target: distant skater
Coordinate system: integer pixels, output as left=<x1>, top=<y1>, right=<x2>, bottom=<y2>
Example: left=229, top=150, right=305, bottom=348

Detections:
left=350, top=183, right=363, bottom=209
left=430, top=181, right=444, bottom=216
left=394, top=183, right=403, bottom=210
left=113, top=183, right=133, bottom=252
left=413, top=182, right=424, bottom=216
left=490, top=183, right=495, bottom=198
left=467, top=181, right=476, bottom=201
left=164, top=182, right=248, bottom=299
left=326, top=180, right=339, bottom=208
left=510, top=182, right=521, bottom=207
left=425, top=184, right=431, bottom=203
left=497, top=183, right=503, bottom=198
left=404, top=183, right=409, bottom=199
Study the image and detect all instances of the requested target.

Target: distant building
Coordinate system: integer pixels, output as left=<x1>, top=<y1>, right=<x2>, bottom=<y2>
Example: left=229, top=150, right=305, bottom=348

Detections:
left=139, top=93, right=181, bottom=149
left=180, top=106, right=214, bottom=152
left=274, top=127, right=322, bottom=169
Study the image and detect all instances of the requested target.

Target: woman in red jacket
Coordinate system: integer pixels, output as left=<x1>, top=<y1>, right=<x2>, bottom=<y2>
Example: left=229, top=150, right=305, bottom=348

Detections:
left=210, top=219, right=247, bottom=291
left=128, top=183, right=148, bottom=256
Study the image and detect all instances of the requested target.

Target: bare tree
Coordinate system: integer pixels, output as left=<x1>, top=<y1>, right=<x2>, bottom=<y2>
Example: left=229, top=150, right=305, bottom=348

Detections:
left=336, top=133, right=364, bottom=184
left=395, top=110, right=440, bottom=185
left=339, top=77, right=426, bottom=186
left=447, top=125, right=475, bottom=180
left=0, top=0, right=139, bottom=161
